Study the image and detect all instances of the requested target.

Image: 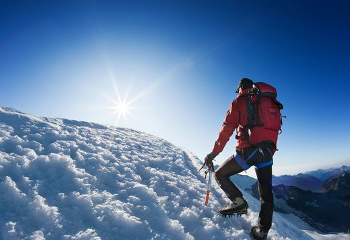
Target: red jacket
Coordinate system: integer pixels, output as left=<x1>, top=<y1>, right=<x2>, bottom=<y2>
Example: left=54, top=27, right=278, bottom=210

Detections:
left=212, top=89, right=279, bottom=156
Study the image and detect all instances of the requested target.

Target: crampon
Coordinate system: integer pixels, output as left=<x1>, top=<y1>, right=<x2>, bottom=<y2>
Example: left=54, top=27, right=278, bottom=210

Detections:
left=220, top=208, right=248, bottom=218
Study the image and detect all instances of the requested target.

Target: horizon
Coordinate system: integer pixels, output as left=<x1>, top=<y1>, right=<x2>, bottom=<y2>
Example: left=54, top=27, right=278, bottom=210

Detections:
left=1, top=0, right=349, bottom=177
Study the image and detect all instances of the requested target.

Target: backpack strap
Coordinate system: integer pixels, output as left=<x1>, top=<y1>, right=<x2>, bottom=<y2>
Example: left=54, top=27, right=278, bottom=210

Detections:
left=236, top=94, right=263, bottom=143
left=245, top=94, right=263, bottom=131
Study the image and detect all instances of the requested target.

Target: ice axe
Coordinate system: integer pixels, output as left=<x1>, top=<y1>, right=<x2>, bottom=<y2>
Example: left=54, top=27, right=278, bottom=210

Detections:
left=199, top=160, right=215, bottom=206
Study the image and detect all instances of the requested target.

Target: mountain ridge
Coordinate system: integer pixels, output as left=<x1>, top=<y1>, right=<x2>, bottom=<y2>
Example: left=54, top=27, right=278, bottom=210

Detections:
left=272, top=165, right=350, bottom=193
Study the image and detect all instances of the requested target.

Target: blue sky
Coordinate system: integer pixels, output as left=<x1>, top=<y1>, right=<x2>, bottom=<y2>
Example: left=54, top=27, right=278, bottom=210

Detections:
left=1, top=0, right=350, bottom=176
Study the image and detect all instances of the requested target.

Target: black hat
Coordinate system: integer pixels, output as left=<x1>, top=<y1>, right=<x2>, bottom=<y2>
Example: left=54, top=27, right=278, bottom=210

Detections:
left=236, top=78, right=254, bottom=93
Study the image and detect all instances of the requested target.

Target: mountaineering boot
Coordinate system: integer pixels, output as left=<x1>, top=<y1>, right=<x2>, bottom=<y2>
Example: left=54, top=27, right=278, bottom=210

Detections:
left=250, top=226, right=268, bottom=240
left=219, top=196, right=248, bottom=216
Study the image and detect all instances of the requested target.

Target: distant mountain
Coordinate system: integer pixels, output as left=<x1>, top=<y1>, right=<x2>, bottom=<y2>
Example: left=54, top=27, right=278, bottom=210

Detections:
left=272, top=165, right=350, bottom=193
left=306, top=165, right=350, bottom=182
left=321, top=172, right=343, bottom=193
left=321, top=171, right=350, bottom=197
left=272, top=174, right=323, bottom=192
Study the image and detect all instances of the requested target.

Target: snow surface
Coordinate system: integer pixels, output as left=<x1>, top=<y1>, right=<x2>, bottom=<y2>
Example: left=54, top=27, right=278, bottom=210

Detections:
left=0, top=106, right=347, bottom=240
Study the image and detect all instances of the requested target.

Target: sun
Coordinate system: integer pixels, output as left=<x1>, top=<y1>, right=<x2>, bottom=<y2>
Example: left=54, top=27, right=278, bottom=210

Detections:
left=112, top=99, right=133, bottom=122
left=104, top=81, right=139, bottom=126
left=117, top=101, right=130, bottom=115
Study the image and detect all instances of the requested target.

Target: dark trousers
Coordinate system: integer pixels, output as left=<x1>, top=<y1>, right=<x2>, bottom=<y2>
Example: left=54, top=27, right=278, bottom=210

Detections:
left=214, top=147, right=274, bottom=231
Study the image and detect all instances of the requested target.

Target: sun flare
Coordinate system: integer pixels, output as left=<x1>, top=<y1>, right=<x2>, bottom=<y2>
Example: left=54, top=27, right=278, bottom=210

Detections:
left=112, top=99, right=133, bottom=121
left=117, top=101, right=130, bottom=115
left=104, top=81, right=141, bottom=126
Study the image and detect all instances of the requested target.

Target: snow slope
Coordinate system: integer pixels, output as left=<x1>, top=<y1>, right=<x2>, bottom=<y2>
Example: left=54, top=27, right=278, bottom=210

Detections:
left=0, top=106, right=321, bottom=239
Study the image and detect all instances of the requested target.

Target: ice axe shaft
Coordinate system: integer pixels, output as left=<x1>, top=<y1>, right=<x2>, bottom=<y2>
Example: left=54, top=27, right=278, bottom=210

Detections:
left=205, top=190, right=210, bottom=206
left=204, top=170, right=212, bottom=206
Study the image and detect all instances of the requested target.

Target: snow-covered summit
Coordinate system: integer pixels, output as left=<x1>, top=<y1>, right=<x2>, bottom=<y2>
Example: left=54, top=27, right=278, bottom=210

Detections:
left=0, top=106, right=323, bottom=239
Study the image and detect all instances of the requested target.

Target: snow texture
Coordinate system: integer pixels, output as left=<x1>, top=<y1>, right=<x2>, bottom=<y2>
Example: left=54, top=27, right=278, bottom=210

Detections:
left=0, top=106, right=347, bottom=240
